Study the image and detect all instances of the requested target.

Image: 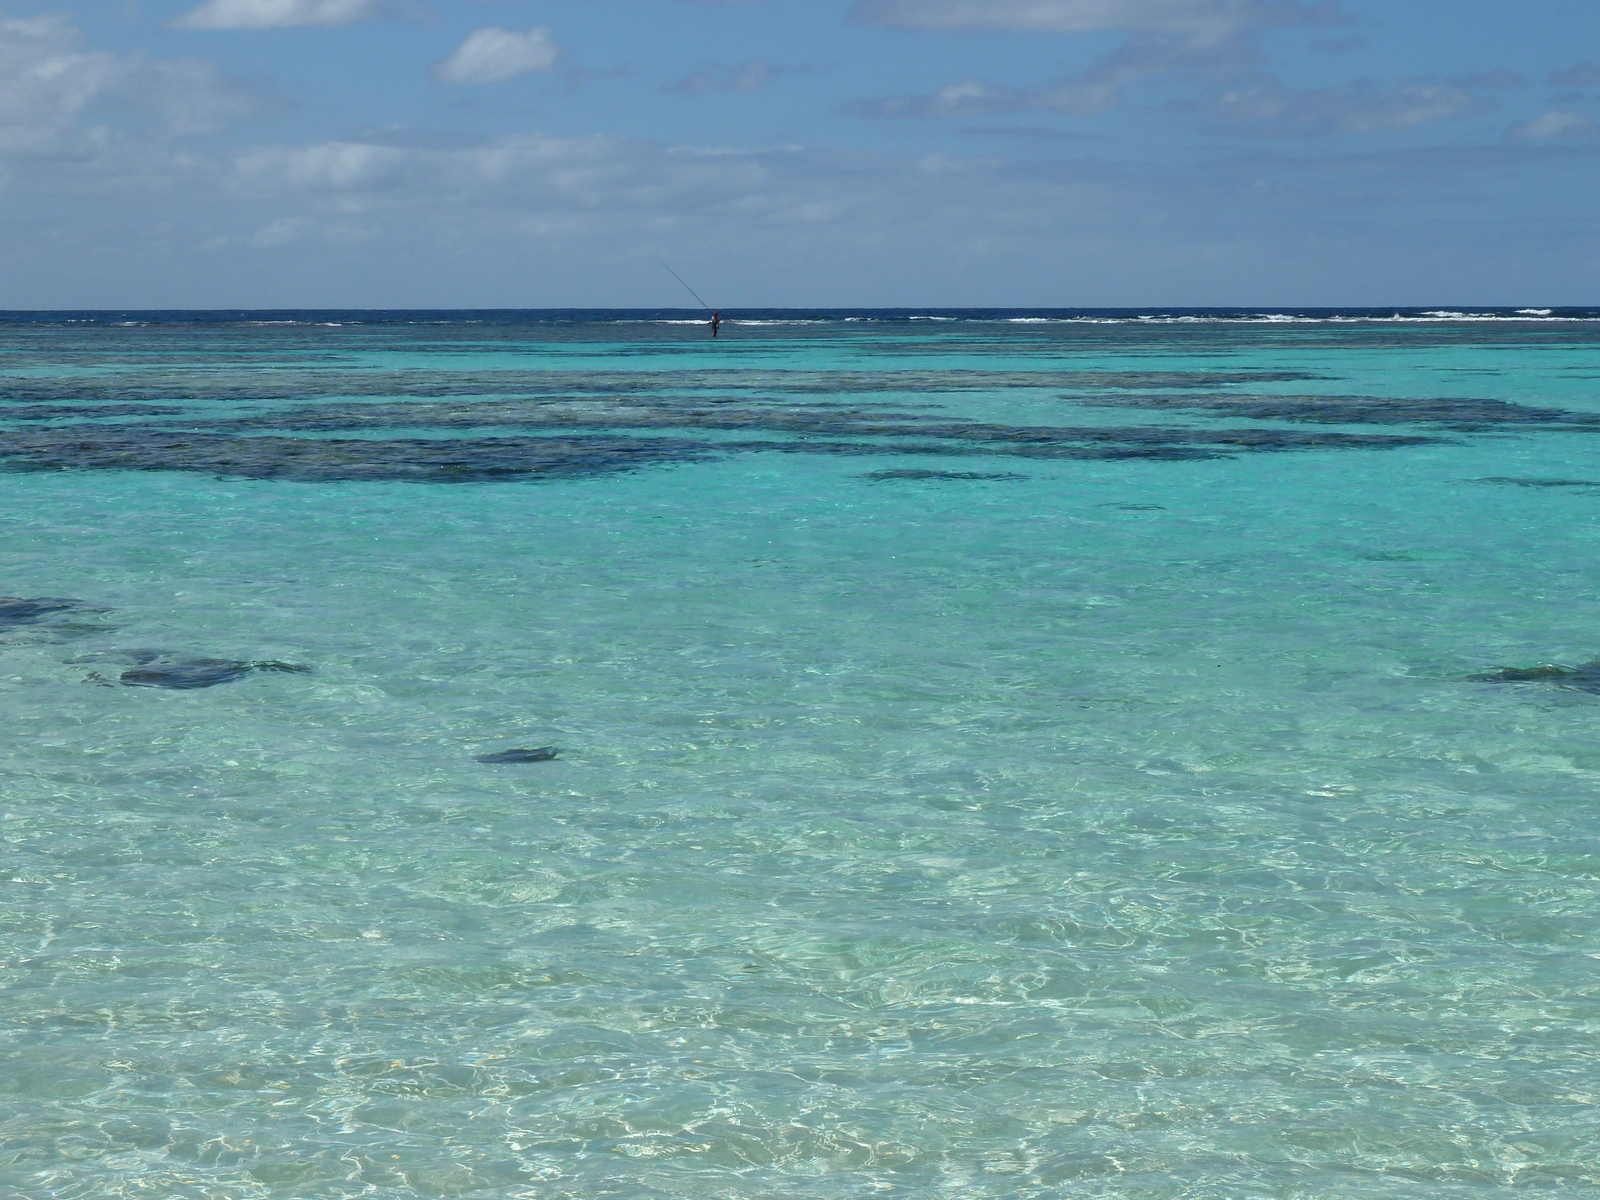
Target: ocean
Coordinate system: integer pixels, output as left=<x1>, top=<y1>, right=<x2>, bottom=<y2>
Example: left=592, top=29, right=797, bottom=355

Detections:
left=3, top=308, right=1600, bottom=1198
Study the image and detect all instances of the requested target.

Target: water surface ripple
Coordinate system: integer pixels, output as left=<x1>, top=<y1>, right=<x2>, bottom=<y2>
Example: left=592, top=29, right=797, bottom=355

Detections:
left=3, top=310, right=1600, bottom=1199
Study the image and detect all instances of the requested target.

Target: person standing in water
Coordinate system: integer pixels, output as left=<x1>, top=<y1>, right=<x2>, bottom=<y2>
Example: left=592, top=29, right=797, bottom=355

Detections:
left=710, top=311, right=721, bottom=338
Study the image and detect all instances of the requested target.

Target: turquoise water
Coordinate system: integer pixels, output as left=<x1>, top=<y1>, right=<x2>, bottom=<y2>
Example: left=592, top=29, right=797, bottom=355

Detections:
left=4, top=312, right=1600, bottom=1198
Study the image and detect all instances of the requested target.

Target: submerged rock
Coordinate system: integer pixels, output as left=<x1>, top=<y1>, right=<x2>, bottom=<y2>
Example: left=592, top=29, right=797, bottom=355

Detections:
left=476, top=747, right=560, bottom=764
left=1466, top=662, right=1600, bottom=694
left=122, top=659, right=310, bottom=690
left=74, top=649, right=311, bottom=690
left=0, top=596, right=91, bottom=629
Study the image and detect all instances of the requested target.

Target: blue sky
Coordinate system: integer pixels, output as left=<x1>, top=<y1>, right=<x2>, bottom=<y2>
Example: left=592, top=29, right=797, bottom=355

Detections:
left=1, top=0, right=1597, bottom=307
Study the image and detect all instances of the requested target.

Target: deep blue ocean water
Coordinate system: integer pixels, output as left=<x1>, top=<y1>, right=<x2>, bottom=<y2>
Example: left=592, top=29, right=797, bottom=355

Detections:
left=3, top=309, right=1600, bottom=1199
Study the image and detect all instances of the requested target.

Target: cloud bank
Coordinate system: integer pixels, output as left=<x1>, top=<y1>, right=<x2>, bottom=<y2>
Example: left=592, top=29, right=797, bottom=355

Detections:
left=851, top=0, right=1352, bottom=125
left=0, top=11, right=255, bottom=156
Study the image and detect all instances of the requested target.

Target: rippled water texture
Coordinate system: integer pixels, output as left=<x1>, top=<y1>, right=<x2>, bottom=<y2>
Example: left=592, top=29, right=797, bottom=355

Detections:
left=4, top=309, right=1600, bottom=1199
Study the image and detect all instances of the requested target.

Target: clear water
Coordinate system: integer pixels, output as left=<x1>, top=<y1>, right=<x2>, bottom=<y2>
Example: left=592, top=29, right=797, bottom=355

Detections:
left=4, top=310, right=1600, bottom=1199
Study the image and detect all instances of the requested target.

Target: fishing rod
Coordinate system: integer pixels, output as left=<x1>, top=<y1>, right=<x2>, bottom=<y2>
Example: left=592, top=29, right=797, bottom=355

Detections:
left=655, top=257, right=713, bottom=312
left=655, top=257, right=723, bottom=337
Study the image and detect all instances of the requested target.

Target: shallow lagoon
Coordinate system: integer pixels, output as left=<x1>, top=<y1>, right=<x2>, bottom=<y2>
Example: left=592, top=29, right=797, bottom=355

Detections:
left=4, top=310, right=1600, bottom=1199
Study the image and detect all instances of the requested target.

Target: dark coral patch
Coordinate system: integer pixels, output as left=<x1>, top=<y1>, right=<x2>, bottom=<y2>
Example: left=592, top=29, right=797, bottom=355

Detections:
left=0, top=367, right=1324, bottom=408
left=0, top=596, right=110, bottom=641
left=0, top=596, right=92, bottom=628
left=0, top=428, right=716, bottom=484
left=1466, top=662, right=1600, bottom=694
left=1474, top=477, right=1600, bottom=489
left=863, top=469, right=1029, bottom=481
left=0, top=419, right=1442, bottom=484
left=207, top=400, right=1446, bottom=457
left=0, top=405, right=187, bottom=421
left=1070, top=393, right=1600, bottom=431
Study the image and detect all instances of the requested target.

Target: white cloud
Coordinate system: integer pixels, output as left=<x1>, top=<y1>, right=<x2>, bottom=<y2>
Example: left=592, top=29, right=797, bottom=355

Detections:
left=0, top=14, right=114, bottom=154
left=0, top=11, right=255, bottom=158
left=854, top=77, right=1116, bottom=116
left=431, top=27, right=560, bottom=85
left=230, top=132, right=772, bottom=211
left=1205, top=77, right=1482, bottom=136
left=1504, top=110, right=1600, bottom=142
left=848, top=0, right=1348, bottom=121
left=236, top=139, right=409, bottom=190
left=247, top=214, right=373, bottom=246
left=664, top=60, right=810, bottom=96
left=170, top=0, right=379, bottom=32
left=851, top=0, right=1344, bottom=45
left=217, top=132, right=1128, bottom=277
left=249, top=215, right=309, bottom=246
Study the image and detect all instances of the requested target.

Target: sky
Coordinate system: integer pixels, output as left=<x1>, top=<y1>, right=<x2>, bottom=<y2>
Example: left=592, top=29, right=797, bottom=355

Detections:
left=0, top=0, right=1597, bottom=308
